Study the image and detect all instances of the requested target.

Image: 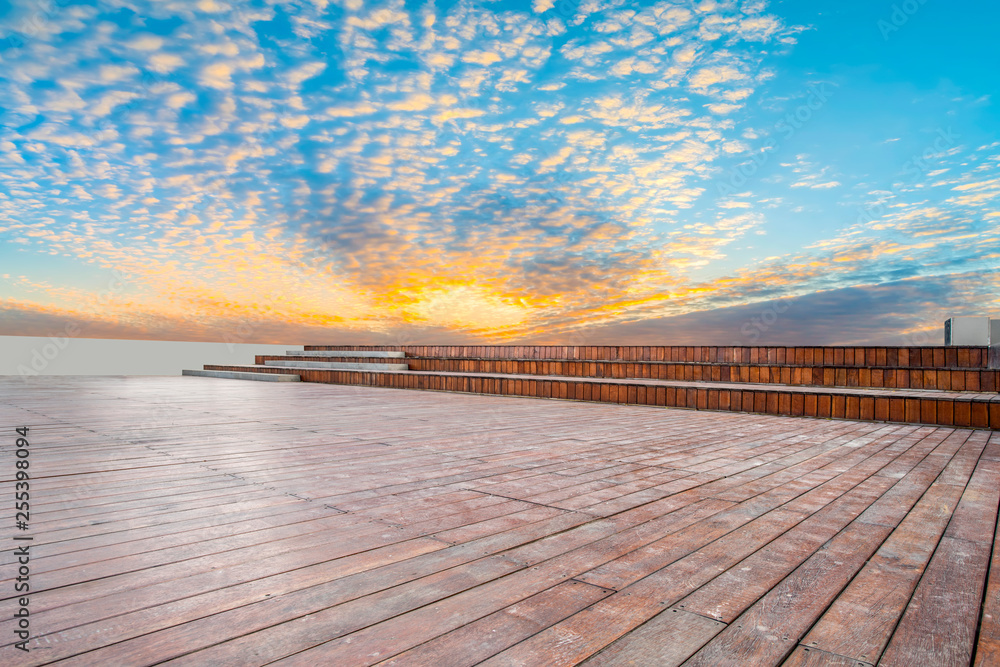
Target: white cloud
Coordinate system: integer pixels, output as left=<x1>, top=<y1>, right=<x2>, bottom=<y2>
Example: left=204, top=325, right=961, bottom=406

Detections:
left=127, top=34, right=164, bottom=51
left=199, top=62, right=235, bottom=90
left=387, top=94, right=435, bottom=111
left=326, top=103, right=378, bottom=117
left=735, top=16, right=782, bottom=41
left=706, top=102, right=742, bottom=114
left=688, top=65, right=746, bottom=92
left=284, top=62, right=327, bottom=88
left=148, top=53, right=185, bottom=73
left=165, top=92, right=197, bottom=109
left=90, top=90, right=139, bottom=117
left=99, top=64, right=138, bottom=83
left=462, top=50, right=503, bottom=66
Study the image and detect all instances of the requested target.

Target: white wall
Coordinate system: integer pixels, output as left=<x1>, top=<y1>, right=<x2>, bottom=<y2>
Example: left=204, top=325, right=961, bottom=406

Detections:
left=0, top=335, right=299, bottom=376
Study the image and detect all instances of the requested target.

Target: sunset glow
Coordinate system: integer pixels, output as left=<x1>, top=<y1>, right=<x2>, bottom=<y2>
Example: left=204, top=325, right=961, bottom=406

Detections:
left=1, top=0, right=998, bottom=345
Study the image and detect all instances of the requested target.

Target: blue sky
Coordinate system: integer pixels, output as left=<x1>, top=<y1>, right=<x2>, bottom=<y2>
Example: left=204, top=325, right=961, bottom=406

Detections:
left=0, top=0, right=997, bottom=345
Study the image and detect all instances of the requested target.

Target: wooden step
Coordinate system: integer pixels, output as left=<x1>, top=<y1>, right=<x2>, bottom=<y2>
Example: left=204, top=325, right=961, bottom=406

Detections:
left=339, top=357, right=996, bottom=392
left=182, top=369, right=300, bottom=382
left=286, top=350, right=405, bottom=358
left=305, top=345, right=997, bottom=369
left=262, top=360, right=409, bottom=371
left=202, top=365, right=1000, bottom=430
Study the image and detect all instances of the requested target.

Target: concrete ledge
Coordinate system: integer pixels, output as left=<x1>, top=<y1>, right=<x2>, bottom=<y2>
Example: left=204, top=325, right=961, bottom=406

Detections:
left=265, top=360, right=408, bottom=371
left=285, top=350, right=405, bottom=358
left=182, top=369, right=300, bottom=382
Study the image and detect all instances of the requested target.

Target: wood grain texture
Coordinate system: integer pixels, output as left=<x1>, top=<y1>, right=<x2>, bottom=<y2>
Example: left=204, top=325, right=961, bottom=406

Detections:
left=797, top=465, right=976, bottom=663
left=879, top=537, right=991, bottom=667
left=579, top=608, right=725, bottom=666
left=680, top=520, right=894, bottom=666
left=782, top=646, right=874, bottom=666
left=976, top=450, right=1000, bottom=667
left=1, top=375, right=996, bottom=666
left=374, top=580, right=611, bottom=666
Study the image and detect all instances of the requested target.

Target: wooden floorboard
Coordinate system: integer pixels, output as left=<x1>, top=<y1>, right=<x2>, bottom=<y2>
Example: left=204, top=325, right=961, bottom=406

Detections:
left=0, top=376, right=997, bottom=665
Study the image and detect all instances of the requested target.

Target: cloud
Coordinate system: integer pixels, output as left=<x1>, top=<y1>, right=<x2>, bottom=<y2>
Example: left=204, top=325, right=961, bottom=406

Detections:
left=735, top=16, right=782, bottom=42
left=6, top=0, right=991, bottom=346
left=126, top=34, right=164, bottom=51
left=688, top=65, right=747, bottom=92
left=326, top=102, right=378, bottom=117
left=148, top=53, right=185, bottom=73
left=532, top=272, right=1000, bottom=346
left=791, top=179, right=840, bottom=189
left=462, top=50, right=503, bottom=66
left=533, top=0, right=555, bottom=13
left=387, top=94, right=436, bottom=111
left=433, top=108, right=485, bottom=124
left=199, top=62, right=235, bottom=89
left=706, top=102, right=743, bottom=114
left=165, top=91, right=197, bottom=109
left=284, top=62, right=327, bottom=88
left=99, top=64, right=138, bottom=83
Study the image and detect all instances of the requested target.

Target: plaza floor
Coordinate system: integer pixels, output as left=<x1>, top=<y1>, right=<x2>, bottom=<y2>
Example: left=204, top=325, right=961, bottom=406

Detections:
left=1, top=376, right=998, bottom=666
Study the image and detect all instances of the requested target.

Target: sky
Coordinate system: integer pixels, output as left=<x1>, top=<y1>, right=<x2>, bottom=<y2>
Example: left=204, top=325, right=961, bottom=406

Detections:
left=0, top=0, right=998, bottom=347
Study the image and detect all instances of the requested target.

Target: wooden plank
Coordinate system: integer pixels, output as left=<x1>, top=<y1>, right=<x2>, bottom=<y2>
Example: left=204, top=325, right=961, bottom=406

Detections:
left=273, top=580, right=614, bottom=666
left=783, top=646, right=874, bottom=666
left=6, top=535, right=448, bottom=662
left=12, top=509, right=591, bottom=662
left=676, top=476, right=896, bottom=623
left=976, top=463, right=1000, bottom=666
left=879, top=537, right=991, bottom=666
left=376, top=581, right=611, bottom=666
left=476, top=508, right=809, bottom=666
left=796, top=467, right=976, bottom=663
left=44, top=554, right=526, bottom=666
left=858, top=431, right=975, bottom=526
left=575, top=504, right=778, bottom=591
left=579, top=608, right=725, bottom=666
left=432, top=506, right=570, bottom=544
left=680, top=520, right=893, bottom=665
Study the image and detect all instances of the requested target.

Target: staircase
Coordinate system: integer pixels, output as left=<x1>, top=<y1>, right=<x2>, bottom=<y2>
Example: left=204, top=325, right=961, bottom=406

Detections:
left=188, top=345, right=1000, bottom=429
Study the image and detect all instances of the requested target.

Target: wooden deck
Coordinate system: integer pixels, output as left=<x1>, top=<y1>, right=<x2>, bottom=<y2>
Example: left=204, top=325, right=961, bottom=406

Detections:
left=2, top=375, right=999, bottom=666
